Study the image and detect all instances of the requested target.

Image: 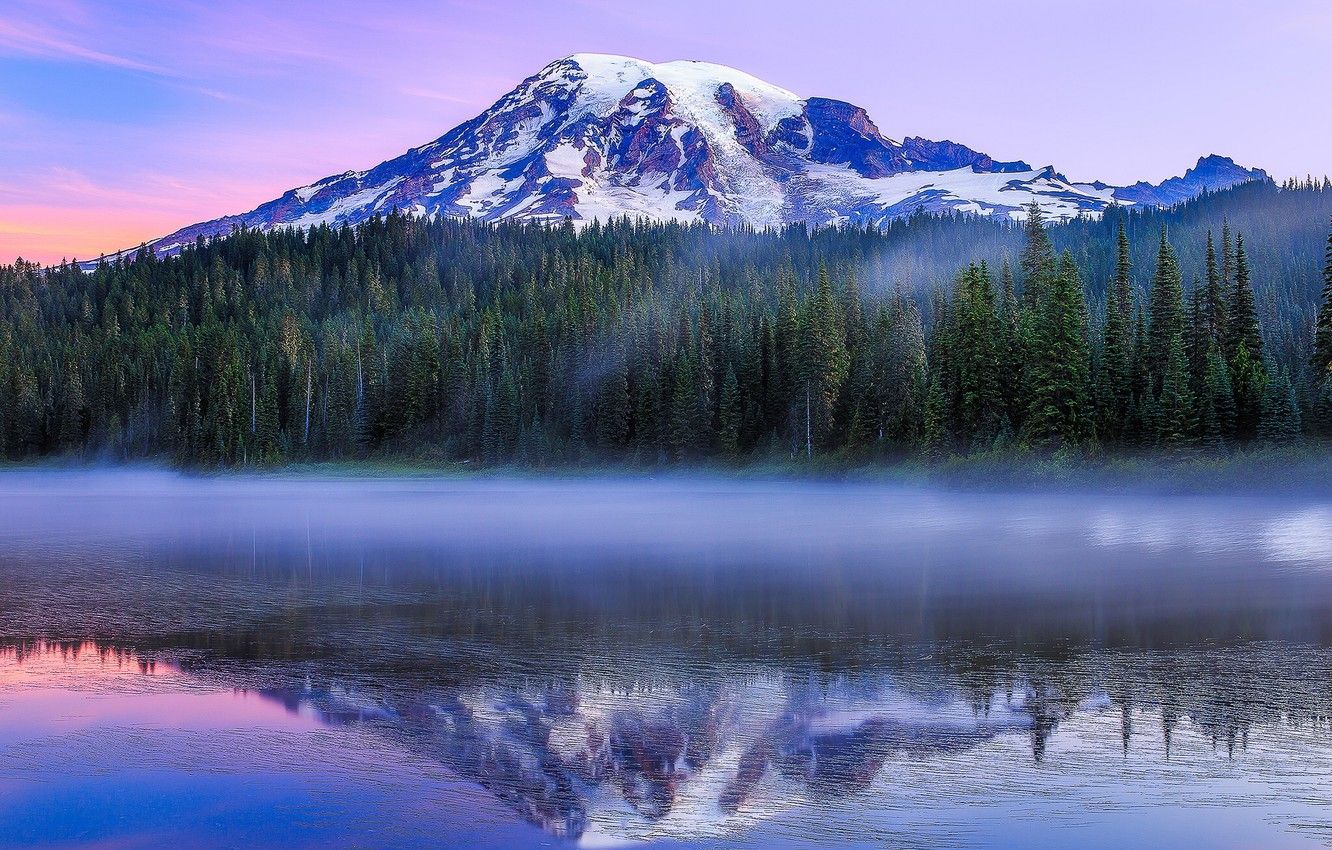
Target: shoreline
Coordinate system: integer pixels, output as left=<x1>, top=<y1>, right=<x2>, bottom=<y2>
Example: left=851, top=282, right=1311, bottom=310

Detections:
left=2, top=447, right=1329, bottom=496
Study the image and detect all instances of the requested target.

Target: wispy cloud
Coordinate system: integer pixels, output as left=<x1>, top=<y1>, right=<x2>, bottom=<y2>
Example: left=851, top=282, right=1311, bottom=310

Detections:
left=0, top=166, right=265, bottom=216
left=0, top=16, right=168, bottom=74
left=401, top=87, right=482, bottom=106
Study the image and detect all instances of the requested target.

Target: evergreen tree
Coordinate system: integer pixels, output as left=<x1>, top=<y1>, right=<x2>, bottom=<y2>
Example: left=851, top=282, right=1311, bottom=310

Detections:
left=1257, top=368, right=1301, bottom=445
left=797, top=266, right=849, bottom=456
left=1205, top=351, right=1237, bottom=444
left=952, top=263, right=1003, bottom=449
left=996, top=257, right=1026, bottom=428
left=696, top=309, right=717, bottom=439
left=59, top=362, right=86, bottom=451
left=1231, top=341, right=1266, bottom=442
left=922, top=376, right=947, bottom=460
left=1311, top=378, right=1332, bottom=441
left=401, top=314, right=440, bottom=432
left=1125, top=308, right=1150, bottom=445
left=1019, top=201, right=1056, bottom=306
left=1311, top=219, right=1332, bottom=383
left=1146, top=228, right=1185, bottom=391
left=718, top=365, right=741, bottom=457
left=1114, top=221, right=1133, bottom=325
left=1155, top=331, right=1196, bottom=451
left=1220, top=219, right=1234, bottom=295
left=1203, top=230, right=1228, bottom=352
left=878, top=292, right=927, bottom=447
left=1227, top=234, right=1262, bottom=365
left=1024, top=252, right=1092, bottom=450
left=595, top=353, right=631, bottom=451
left=1097, top=283, right=1131, bottom=443
left=773, top=271, right=799, bottom=438
left=255, top=363, right=281, bottom=461
left=355, top=322, right=384, bottom=449
left=1185, top=285, right=1210, bottom=403
left=668, top=343, right=699, bottom=460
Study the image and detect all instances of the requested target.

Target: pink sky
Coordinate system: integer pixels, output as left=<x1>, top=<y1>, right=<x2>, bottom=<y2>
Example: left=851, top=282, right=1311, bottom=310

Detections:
left=2, top=0, right=1330, bottom=264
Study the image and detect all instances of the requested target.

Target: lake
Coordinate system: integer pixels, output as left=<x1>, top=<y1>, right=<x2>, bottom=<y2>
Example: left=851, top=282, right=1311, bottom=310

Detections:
left=2, top=469, right=1332, bottom=849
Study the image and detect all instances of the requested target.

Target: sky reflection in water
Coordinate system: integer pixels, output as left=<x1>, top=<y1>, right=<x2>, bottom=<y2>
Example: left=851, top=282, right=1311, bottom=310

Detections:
left=2, top=470, right=1332, bottom=848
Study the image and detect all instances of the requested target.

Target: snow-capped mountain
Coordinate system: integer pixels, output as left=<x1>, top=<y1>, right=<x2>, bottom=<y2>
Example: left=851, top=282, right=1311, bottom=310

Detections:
left=137, top=54, right=1269, bottom=256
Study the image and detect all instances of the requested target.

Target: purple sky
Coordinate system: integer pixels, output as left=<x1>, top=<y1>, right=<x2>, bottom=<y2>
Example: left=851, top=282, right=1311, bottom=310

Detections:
left=2, top=0, right=1329, bottom=264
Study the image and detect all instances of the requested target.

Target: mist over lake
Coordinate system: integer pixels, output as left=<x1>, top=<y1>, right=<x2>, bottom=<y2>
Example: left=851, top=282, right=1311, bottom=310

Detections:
left=3, top=469, right=1332, bottom=848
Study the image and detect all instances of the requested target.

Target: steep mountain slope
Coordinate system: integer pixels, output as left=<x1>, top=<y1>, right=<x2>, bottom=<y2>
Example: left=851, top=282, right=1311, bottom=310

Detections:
left=131, top=54, right=1268, bottom=256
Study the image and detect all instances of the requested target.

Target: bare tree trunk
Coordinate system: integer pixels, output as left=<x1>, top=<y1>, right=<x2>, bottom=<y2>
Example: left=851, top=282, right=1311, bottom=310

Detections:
left=250, top=369, right=257, bottom=434
left=805, top=382, right=812, bottom=459
left=356, top=346, right=364, bottom=408
left=303, top=361, right=312, bottom=446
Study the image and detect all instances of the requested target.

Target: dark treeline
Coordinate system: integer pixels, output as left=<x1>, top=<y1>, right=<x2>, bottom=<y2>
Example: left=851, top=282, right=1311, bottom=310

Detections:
left=2, top=178, right=1332, bottom=467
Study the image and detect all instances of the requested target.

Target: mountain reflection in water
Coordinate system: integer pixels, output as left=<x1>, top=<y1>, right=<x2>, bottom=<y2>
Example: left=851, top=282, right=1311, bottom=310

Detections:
left=2, top=471, right=1332, bottom=849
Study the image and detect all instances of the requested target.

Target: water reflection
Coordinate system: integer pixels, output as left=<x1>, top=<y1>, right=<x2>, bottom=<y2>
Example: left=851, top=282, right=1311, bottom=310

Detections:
left=3, top=472, right=1332, bottom=848
left=9, top=640, right=1332, bottom=848
left=247, top=650, right=1332, bottom=848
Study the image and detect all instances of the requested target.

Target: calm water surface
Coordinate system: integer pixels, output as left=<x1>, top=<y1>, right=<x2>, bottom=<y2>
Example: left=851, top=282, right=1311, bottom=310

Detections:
left=2, top=470, right=1332, bottom=848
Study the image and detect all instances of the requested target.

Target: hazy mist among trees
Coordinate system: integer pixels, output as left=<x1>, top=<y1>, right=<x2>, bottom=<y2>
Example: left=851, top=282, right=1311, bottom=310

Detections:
left=2, top=178, right=1331, bottom=467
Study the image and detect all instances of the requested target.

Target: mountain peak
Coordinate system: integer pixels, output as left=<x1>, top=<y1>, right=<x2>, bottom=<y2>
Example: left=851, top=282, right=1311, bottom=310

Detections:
left=113, top=56, right=1273, bottom=258
left=1189, top=153, right=1269, bottom=181
left=1112, top=154, right=1269, bottom=208
left=539, top=53, right=804, bottom=117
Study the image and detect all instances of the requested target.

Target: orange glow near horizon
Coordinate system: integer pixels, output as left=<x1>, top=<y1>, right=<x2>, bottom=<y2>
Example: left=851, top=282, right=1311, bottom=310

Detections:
left=0, top=210, right=176, bottom=265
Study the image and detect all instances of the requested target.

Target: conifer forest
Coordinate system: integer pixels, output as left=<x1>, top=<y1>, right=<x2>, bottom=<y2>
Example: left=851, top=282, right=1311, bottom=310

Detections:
left=3, top=179, right=1331, bottom=468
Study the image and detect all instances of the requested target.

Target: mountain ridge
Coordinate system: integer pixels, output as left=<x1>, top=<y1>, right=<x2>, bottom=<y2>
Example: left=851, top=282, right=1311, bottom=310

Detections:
left=87, top=53, right=1270, bottom=260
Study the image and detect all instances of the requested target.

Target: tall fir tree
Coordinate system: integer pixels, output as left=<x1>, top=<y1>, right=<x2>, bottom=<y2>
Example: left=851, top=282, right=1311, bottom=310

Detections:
left=1155, top=330, right=1196, bottom=451
left=1126, top=307, right=1151, bottom=446
left=717, top=365, right=741, bottom=457
left=1019, top=201, right=1056, bottom=307
left=1205, top=351, right=1237, bottom=445
left=1231, top=341, right=1266, bottom=442
left=1203, top=230, right=1228, bottom=353
left=798, top=266, right=849, bottom=456
left=1146, top=228, right=1185, bottom=393
left=1311, top=218, right=1332, bottom=383
left=1227, top=234, right=1262, bottom=366
left=1220, top=219, right=1234, bottom=295
left=1024, top=252, right=1092, bottom=450
left=1097, top=283, right=1131, bottom=444
left=997, top=257, right=1026, bottom=429
left=879, top=292, right=927, bottom=448
left=1114, top=221, right=1134, bottom=326
left=952, top=263, right=1003, bottom=449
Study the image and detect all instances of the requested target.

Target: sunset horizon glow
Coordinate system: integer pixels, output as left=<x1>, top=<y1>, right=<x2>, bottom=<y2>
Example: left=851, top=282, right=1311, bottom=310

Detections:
left=3, top=0, right=1330, bottom=264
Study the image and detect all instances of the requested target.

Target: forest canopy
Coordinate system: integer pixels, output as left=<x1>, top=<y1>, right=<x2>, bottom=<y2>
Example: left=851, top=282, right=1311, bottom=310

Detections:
left=2, top=178, right=1331, bottom=467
